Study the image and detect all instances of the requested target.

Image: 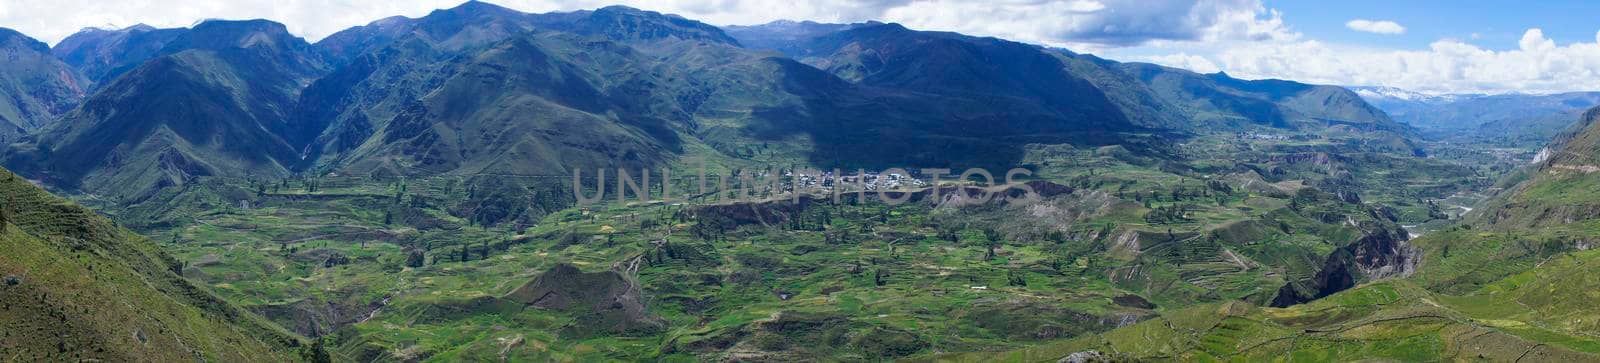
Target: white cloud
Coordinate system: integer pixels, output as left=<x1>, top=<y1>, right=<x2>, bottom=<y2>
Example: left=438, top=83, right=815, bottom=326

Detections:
left=1345, top=19, right=1405, bottom=35
left=1132, top=28, right=1600, bottom=94
left=1141, top=52, right=1222, bottom=73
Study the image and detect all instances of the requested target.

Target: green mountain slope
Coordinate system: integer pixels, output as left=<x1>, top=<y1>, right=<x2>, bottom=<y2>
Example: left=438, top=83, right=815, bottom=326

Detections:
left=0, top=167, right=312, bottom=361
left=336, top=32, right=676, bottom=176
left=934, top=278, right=1599, bottom=362
left=0, top=28, right=87, bottom=142
left=4, top=20, right=328, bottom=199
left=301, top=4, right=746, bottom=170
left=1475, top=107, right=1600, bottom=229
left=298, top=1, right=545, bottom=168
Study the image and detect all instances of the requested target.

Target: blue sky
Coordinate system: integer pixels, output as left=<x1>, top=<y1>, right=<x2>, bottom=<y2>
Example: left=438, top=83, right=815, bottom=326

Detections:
left=1270, top=0, right=1596, bottom=51
left=3, top=0, right=1597, bottom=94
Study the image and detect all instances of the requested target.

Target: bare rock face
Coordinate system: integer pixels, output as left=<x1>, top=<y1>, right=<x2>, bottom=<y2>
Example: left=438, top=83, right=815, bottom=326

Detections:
left=504, top=263, right=663, bottom=337
left=1271, top=220, right=1416, bottom=307
left=1059, top=350, right=1109, bottom=363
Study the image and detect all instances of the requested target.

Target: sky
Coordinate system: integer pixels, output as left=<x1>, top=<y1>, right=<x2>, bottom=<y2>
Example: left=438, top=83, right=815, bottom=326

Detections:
left=2, top=0, right=1597, bottom=95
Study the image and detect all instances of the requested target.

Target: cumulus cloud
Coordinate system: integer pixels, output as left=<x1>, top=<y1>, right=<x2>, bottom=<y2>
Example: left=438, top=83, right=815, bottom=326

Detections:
left=872, top=0, right=1294, bottom=49
left=1141, top=52, right=1222, bottom=73
left=1133, top=28, right=1600, bottom=94
left=1345, top=19, right=1405, bottom=34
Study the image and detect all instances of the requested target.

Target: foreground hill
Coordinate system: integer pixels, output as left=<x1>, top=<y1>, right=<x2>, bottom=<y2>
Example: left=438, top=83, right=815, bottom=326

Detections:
left=0, top=28, right=87, bottom=143
left=3, top=20, right=328, bottom=199
left=0, top=167, right=311, bottom=361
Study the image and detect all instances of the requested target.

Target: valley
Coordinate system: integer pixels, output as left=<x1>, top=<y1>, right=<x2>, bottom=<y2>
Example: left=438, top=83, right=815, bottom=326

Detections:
left=45, top=126, right=1499, bottom=360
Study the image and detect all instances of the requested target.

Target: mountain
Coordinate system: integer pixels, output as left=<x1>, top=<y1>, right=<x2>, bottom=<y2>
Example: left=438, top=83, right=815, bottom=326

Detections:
left=0, top=167, right=311, bottom=361
left=51, top=24, right=187, bottom=86
left=1117, top=65, right=1406, bottom=135
left=314, top=4, right=736, bottom=68
left=304, top=3, right=737, bottom=167
left=786, top=23, right=1136, bottom=133
left=299, top=3, right=763, bottom=176
left=1351, top=85, right=1470, bottom=104
left=298, top=1, right=545, bottom=168
left=314, top=1, right=537, bottom=67
left=736, top=21, right=1411, bottom=141
left=1353, top=86, right=1600, bottom=148
left=307, top=7, right=1144, bottom=180
left=725, top=20, right=872, bottom=54
left=332, top=32, right=679, bottom=176
left=530, top=5, right=740, bottom=45
left=0, top=28, right=88, bottom=142
left=3, top=20, right=328, bottom=199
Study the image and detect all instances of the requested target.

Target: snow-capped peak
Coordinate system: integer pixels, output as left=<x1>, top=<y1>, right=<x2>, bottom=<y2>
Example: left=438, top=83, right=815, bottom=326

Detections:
left=1350, top=86, right=1463, bottom=103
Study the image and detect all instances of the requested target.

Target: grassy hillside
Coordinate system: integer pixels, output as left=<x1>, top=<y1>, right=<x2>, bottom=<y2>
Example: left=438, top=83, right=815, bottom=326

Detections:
left=930, top=276, right=1599, bottom=362
left=0, top=167, right=312, bottom=361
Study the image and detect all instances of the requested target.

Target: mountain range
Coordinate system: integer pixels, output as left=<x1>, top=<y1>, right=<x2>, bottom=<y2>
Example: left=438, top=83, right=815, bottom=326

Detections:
left=1, top=2, right=1410, bottom=204
left=3, top=20, right=328, bottom=199
left=1353, top=86, right=1600, bottom=148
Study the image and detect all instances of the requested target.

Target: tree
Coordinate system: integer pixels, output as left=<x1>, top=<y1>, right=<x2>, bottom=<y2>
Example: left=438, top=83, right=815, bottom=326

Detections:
left=937, top=225, right=960, bottom=243
left=1007, top=269, right=1027, bottom=286
left=307, top=338, right=332, bottom=363
left=982, top=228, right=1002, bottom=260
